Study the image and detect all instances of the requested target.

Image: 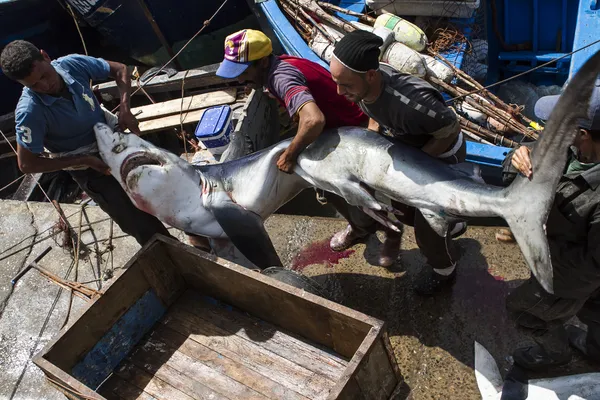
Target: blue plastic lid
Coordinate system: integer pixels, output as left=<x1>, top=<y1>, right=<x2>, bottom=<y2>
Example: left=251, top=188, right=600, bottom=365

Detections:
left=195, top=105, right=232, bottom=139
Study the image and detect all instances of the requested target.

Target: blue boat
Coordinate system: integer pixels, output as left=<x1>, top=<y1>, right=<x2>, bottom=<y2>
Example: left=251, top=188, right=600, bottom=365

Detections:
left=63, top=0, right=260, bottom=70
left=249, top=0, right=600, bottom=182
left=0, top=0, right=85, bottom=115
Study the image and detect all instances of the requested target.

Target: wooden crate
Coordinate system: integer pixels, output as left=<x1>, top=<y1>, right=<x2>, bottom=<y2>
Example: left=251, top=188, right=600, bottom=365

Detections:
left=33, top=235, right=401, bottom=400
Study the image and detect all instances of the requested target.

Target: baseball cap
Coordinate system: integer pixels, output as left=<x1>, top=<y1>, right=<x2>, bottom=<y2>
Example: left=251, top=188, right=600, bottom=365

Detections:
left=534, top=77, right=600, bottom=130
left=216, top=29, right=273, bottom=79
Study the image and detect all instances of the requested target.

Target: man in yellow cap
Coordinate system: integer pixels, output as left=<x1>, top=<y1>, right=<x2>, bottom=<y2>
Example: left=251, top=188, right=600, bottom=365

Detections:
left=216, top=29, right=367, bottom=172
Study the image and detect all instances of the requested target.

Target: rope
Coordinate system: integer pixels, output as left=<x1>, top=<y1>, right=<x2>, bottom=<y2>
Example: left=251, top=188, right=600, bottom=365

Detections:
left=0, top=129, right=74, bottom=240
left=65, top=3, right=88, bottom=56
left=110, top=0, right=230, bottom=113
left=0, top=174, right=26, bottom=193
left=446, top=38, right=600, bottom=103
left=180, top=70, right=190, bottom=156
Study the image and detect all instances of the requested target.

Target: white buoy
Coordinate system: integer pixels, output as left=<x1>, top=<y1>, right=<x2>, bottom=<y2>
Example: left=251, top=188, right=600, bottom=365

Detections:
left=310, top=32, right=334, bottom=63
left=381, top=41, right=427, bottom=77
left=374, top=13, right=428, bottom=52
left=372, top=27, right=395, bottom=56
left=422, top=54, right=454, bottom=82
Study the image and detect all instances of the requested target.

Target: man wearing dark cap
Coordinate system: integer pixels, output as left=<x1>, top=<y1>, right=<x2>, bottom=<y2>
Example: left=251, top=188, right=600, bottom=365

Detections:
left=501, top=79, right=600, bottom=370
left=328, top=30, right=466, bottom=295
left=216, top=29, right=367, bottom=173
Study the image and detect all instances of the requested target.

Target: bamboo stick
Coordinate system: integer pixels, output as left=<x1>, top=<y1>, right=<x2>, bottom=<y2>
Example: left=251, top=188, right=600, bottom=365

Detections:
left=459, top=115, right=519, bottom=148
left=462, top=129, right=495, bottom=146
left=283, top=0, right=337, bottom=43
left=316, top=1, right=376, bottom=24
left=294, top=0, right=357, bottom=33
left=280, top=1, right=313, bottom=39
left=455, top=85, right=537, bottom=139
left=429, top=76, right=537, bottom=140
left=429, top=49, right=536, bottom=126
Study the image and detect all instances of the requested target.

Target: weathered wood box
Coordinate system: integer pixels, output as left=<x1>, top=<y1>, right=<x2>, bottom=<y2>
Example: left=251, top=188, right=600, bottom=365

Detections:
left=34, top=236, right=400, bottom=399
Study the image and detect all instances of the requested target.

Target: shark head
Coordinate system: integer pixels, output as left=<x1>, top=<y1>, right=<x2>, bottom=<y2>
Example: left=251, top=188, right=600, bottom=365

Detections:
left=93, top=123, right=220, bottom=234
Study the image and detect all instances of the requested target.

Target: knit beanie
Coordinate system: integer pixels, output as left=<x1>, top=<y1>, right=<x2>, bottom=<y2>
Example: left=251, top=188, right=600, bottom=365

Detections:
left=333, top=30, right=383, bottom=73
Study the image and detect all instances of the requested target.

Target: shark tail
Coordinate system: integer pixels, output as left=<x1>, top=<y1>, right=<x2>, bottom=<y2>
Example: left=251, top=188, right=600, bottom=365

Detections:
left=474, top=341, right=503, bottom=399
left=497, top=50, right=600, bottom=295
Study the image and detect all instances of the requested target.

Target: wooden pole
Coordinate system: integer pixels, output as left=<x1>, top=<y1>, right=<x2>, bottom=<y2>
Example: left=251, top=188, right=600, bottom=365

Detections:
left=316, top=1, right=376, bottom=24
left=280, top=1, right=313, bottom=35
left=294, top=0, right=357, bottom=33
left=458, top=116, right=519, bottom=148
left=429, top=49, right=536, bottom=126
left=282, top=0, right=337, bottom=43
left=429, top=76, right=537, bottom=140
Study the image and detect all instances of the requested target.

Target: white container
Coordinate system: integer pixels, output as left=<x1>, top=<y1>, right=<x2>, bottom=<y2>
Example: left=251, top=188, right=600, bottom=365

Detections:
left=310, top=32, right=334, bottom=63
left=320, top=23, right=345, bottom=41
left=381, top=42, right=427, bottom=77
left=372, top=27, right=395, bottom=56
left=374, top=14, right=427, bottom=52
left=366, top=0, right=480, bottom=18
left=422, top=54, right=454, bottom=82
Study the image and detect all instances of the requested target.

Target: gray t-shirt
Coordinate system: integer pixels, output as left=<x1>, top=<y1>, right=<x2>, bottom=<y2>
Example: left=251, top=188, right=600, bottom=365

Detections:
left=359, top=64, right=458, bottom=148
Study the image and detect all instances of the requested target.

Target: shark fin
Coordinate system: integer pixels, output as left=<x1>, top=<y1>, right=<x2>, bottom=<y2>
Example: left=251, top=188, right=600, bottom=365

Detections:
left=474, top=341, right=503, bottom=400
left=210, top=202, right=283, bottom=269
left=499, top=50, right=600, bottom=294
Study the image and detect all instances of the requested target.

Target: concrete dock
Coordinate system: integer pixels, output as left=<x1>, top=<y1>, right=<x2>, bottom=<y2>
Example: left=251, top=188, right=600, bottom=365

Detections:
left=0, top=199, right=594, bottom=399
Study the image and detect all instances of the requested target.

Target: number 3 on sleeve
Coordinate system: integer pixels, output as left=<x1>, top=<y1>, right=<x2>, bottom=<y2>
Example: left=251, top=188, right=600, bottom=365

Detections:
left=18, top=126, right=33, bottom=144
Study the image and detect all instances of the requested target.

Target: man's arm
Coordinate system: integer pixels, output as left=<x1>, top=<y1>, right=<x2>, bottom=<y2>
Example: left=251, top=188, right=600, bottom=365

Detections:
left=106, top=61, right=140, bottom=134
left=17, top=144, right=109, bottom=174
left=421, top=128, right=460, bottom=157
left=277, top=102, right=326, bottom=173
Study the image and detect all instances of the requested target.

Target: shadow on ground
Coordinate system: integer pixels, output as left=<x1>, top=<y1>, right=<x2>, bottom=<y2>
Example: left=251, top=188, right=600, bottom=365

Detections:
left=303, top=236, right=597, bottom=399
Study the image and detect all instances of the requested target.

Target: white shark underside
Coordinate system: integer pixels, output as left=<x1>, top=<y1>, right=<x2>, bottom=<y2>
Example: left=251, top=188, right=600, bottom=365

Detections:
left=475, top=341, right=600, bottom=399
left=94, top=51, right=600, bottom=284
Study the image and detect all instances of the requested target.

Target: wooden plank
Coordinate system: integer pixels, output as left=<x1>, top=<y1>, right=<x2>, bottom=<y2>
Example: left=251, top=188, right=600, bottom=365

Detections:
left=381, top=331, right=402, bottom=381
left=138, top=109, right=205, bottom=133
left=114, top=363, right=197, bottom=400
left=43, top=261, right=151, bottom=372
left=33, top=240, right=165, bottom=377
left=126, top=355, right=229, bottom=400
left=335, top=379, right=365, bottom=400
left=178, top=291, right=348, bottom=381
left=354, top=340, right=397, bottom=400
left=159, top=238, right=377, bottom=359
left=94, top=64, right=235, bottom=97
left=152, top=325, right=309, bottom=400
left=162, top=307, right=333, bottom=399
left=327, top=328, right=381, bottom=400
left=131, top=89, right=236, bottom=121
left=137, top=244, right=185, bottom=307
left=31, top=358, right=104, bottom=400
left=130, top=336, right=268, bottom=400
left=98, top=375, right=158, bottom=400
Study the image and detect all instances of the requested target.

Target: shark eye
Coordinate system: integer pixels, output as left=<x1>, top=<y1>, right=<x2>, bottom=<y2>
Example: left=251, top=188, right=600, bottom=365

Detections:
left=112, top=144, right=126, bottom=154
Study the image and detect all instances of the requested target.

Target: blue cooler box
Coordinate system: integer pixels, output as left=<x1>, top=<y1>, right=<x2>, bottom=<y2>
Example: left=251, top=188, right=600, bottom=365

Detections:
left=194, top=105, right=233, bottom=155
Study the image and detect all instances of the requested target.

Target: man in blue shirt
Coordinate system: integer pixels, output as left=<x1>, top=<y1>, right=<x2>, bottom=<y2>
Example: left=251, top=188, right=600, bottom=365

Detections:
left=0, top=40, right=170, bottom=245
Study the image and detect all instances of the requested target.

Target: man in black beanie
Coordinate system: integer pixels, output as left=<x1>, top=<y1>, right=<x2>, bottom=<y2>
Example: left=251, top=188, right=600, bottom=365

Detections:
left=328, top=30, right=466, bottom=296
